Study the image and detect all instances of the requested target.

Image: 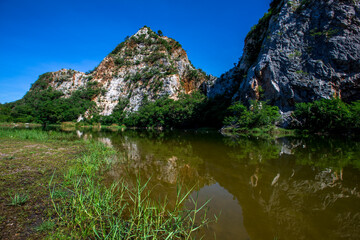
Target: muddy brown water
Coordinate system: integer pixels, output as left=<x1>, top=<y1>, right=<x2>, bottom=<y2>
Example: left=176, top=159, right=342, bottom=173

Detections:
left=74, top=129, right=360, bottom=239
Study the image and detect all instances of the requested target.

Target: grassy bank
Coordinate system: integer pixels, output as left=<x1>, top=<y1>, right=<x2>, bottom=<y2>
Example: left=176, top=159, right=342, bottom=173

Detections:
left=0, top=128, right=211, bottom=239
left=0, top=129, right=84, bottom=239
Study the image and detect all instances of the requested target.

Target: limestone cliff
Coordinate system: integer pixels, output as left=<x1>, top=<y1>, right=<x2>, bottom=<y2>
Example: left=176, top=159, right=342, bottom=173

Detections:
left=209, top=0, right=360, bottom=119
left=29, top=26, right=208, bottom=117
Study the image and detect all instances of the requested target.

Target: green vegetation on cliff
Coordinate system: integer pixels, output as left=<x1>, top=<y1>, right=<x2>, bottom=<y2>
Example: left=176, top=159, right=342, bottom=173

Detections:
left=223, top=100, right=280, bottom=130
left=0, top=73, right=101, bottom=126
left=293, top=98, right=360, bottom=133
left=245, top=0, right=282, bottom=65
left=96, top=91, right=208, bottom=128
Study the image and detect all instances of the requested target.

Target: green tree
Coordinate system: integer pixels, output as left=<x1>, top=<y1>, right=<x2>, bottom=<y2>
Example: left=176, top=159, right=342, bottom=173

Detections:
left=223, top=100, right=280, bottom=129
left=294, top=98, right=359, bottom=133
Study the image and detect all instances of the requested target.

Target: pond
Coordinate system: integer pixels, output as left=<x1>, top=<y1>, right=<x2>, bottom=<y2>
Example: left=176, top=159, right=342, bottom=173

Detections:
left=73, top=129, right=360, bottom=239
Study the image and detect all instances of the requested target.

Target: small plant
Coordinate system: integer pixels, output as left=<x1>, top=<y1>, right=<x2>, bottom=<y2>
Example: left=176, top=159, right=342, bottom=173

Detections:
left=9, top=193, right=29, bottom=206
left=114, top=57, right=125, bottom=65
left=35, top=221, right=55, bottom=232
left=289, top=50, right=302, bottom=58
left=310, top=28, right=323, bottom=37
left=296, top=0, right=311, bottom=12
left=295, top=70, right=309, bottom=75
left=310, top=27, right=339, bottom=39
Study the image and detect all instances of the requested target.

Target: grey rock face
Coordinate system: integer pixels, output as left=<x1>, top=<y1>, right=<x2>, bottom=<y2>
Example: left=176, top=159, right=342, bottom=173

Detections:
left=209, top=0, right=360, bottom=113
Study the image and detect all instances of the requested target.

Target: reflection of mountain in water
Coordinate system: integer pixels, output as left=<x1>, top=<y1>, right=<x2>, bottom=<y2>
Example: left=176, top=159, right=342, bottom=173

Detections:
left=77, top=130, right=360, bottom=240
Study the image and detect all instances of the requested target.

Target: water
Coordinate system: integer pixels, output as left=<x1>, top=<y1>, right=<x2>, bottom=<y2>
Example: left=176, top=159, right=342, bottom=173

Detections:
left=77, top=129, right=360, bottom=240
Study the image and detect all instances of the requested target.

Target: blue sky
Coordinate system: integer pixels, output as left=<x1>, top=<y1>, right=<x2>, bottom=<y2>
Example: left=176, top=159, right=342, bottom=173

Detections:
left=0, top=0, right=271, bottom=103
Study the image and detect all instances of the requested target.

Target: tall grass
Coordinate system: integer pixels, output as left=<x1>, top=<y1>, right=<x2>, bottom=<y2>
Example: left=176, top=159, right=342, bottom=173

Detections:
left=0, top=128, right=75, bottom=141
left=49, top=141, right=211, bottom=239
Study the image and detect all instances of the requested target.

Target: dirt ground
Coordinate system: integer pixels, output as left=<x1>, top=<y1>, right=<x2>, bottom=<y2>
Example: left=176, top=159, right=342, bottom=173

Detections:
left=0, top=138, right=84, bottom=240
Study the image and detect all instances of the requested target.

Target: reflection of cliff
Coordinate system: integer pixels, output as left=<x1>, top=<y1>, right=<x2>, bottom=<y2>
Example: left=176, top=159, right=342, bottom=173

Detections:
left=97, top=131, right=215, bottom=202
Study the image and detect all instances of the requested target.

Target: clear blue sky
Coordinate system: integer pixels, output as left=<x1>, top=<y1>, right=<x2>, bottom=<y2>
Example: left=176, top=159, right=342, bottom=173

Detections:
left=0, top=0, right=271, bottom=103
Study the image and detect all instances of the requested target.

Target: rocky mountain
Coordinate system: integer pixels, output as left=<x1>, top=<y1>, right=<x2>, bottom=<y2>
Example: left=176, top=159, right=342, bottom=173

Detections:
left=208, top=0, right=360, bottom=121
left=29, top=26, right=208, bottom=119
left=7, top=0, right=360, bottom=127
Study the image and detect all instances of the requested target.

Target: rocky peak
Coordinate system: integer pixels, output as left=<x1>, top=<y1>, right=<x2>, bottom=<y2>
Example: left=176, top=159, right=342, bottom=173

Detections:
left=208, top=0, right=360, bottom=122
left=30, top=26, right=208, bottom=117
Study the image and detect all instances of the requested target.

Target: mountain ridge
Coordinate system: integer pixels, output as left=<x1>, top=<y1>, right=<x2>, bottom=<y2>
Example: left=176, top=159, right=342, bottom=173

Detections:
left=27, top=26, right=210, bottom=120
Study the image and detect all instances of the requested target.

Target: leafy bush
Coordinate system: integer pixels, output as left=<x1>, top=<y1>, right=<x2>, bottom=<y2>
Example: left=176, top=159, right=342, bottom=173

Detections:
left=114, top=57, right=125, bottom=65
left=223, top=101, right=280, bottom=129
left=293, top=98, right=360, bottom=133
left=144, top=52, right=166, bottom=64
left=110, top=42, right=125, bottom=55
left=3, top=79, right=101, bottom=126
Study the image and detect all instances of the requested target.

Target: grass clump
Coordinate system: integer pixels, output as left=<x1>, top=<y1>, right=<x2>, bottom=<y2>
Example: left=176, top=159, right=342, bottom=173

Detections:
left=49, top=141, right=211, bottom=239
left=0, top=128, right=75, bottom=141
left=35, top=221, right=55, bottom=232
left=9, top=193, right=29, bottom=206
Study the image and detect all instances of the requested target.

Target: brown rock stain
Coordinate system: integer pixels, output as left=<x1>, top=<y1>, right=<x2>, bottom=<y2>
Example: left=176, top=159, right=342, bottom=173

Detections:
left=94, top=57, right=115, bottom=84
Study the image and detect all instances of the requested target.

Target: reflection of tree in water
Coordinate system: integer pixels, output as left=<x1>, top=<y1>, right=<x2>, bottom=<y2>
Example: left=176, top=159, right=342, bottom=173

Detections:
left=223, top=136, right=281, bottom=164
left=290, top=136, right=360, bottom=170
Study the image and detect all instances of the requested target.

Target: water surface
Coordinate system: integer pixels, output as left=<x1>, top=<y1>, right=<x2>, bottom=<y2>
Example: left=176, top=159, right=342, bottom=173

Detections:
left=77, top=129, right=360, bottom=240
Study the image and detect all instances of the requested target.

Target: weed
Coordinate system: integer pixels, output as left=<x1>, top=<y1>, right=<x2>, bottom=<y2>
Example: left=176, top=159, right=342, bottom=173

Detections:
left=295, top=70, right=309, bottom=75
left=51, top=189, right=69, bottom=199
left=310, top=28, right=339, bottom=39
left=35, top=221, right=55, bottom=232
left=9, top=193, right=29, bottom=206
left=289, top=50, right=302, bottom=58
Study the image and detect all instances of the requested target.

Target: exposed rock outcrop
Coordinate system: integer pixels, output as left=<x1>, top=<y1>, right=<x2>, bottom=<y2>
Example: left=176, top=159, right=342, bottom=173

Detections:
left=208, top=0, right=360, bottom=119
